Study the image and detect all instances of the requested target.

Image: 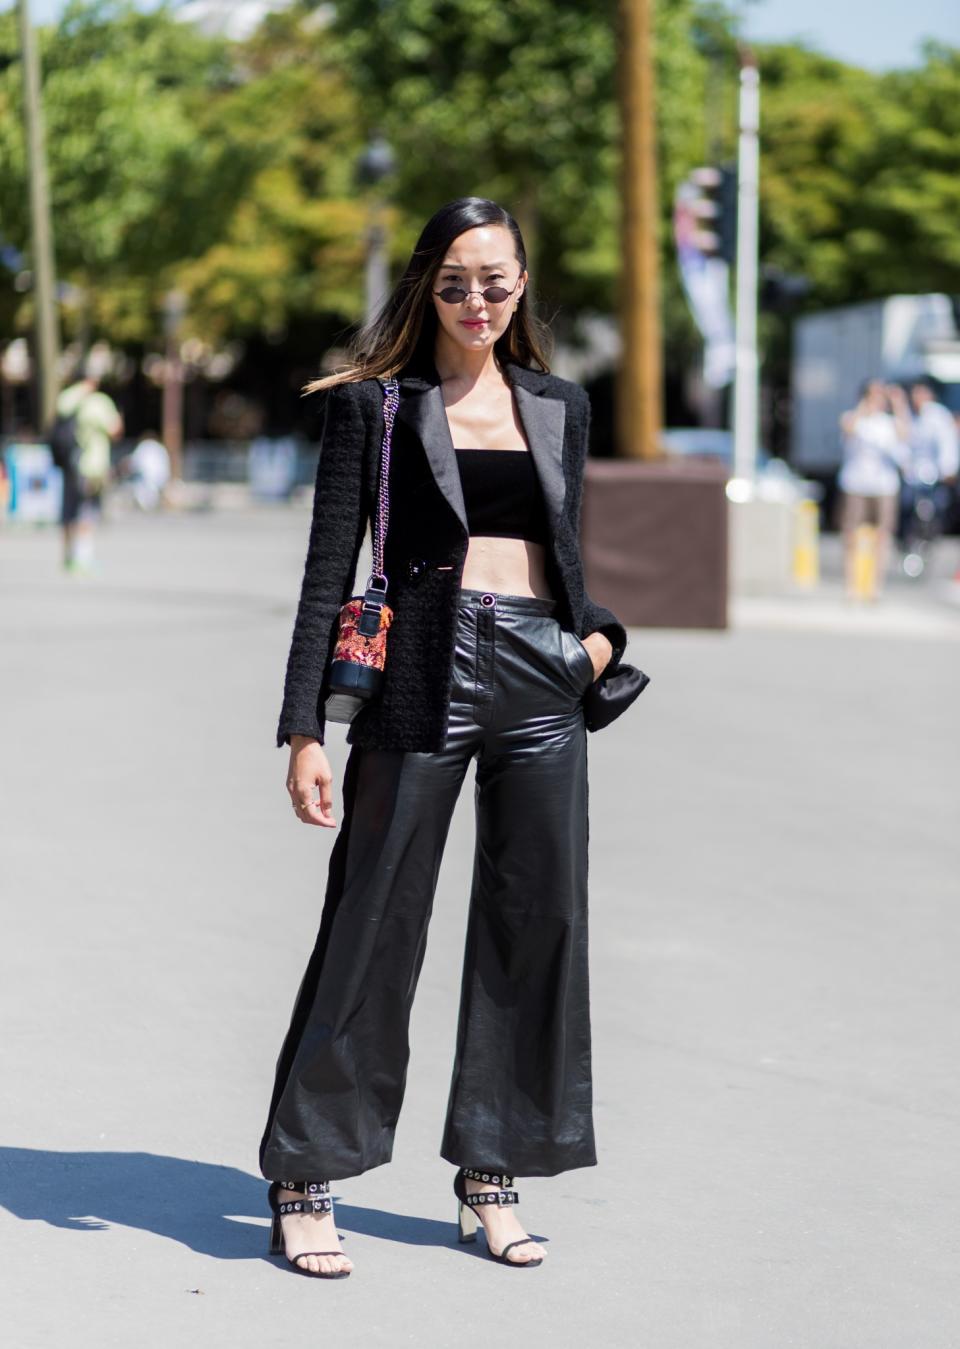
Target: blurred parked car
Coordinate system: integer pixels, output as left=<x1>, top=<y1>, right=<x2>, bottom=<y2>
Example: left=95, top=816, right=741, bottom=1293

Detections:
left=659, top=427, right=823, bottom=504
left=658, top=427, right=770, bottom=467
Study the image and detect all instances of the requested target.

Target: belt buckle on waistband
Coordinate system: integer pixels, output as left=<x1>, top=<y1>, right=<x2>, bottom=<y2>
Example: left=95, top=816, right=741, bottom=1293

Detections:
left=480, top=592, right=496, bottom=608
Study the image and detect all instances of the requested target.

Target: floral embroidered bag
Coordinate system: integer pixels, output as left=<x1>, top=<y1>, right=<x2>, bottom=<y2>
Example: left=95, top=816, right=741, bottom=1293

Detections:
left=324, top=377, right=399, bottom=724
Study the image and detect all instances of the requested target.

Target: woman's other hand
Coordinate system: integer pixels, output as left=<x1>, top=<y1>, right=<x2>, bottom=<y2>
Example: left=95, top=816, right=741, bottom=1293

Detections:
left=287, top=736, right=337, bottom=827
left=581, top=631, right=613, bottom=681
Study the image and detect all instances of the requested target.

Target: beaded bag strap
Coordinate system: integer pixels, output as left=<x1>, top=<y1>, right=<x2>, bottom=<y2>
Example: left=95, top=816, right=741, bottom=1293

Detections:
left=357, top=377, right=399, bottom=636
left=370, top=377, right=399, bottom=586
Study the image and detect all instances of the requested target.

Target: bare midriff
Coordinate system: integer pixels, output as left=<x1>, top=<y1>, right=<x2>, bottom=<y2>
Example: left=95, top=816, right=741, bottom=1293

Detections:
left=460, top=535, right=552, bottom=599
left=442, top=376, right=555, bottom=601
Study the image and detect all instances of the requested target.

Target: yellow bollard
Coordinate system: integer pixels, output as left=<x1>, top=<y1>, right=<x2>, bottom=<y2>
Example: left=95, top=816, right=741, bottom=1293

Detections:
left=793, top=498, right=820, bottom=588
left=852, top=523, right=878, bottom=599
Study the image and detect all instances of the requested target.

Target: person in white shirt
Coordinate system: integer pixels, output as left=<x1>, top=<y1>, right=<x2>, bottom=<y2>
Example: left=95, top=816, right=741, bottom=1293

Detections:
left=894, top=379, right=959, bottom=555
left=837, top=379, right=912, bottom=597
left=906, top=378, right=958, bottom=488
left=120, top=432, right=171, bottom=511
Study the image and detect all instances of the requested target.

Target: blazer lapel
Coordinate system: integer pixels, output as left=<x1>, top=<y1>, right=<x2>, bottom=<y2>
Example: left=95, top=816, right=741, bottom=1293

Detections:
left=396, top=374, right=470, bottom=536
left=395, top=360, right=567, bottom=542
left=508, top=368, right=567, bottom=540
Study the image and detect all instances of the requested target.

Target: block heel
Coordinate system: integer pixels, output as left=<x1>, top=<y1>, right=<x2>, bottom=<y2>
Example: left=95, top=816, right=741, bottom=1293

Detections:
left=267, top=1180, right=351, bottom=1279
left=457, top=1196, right=479, bottom=1243
left=452, top=1167, right=544, bottom=1268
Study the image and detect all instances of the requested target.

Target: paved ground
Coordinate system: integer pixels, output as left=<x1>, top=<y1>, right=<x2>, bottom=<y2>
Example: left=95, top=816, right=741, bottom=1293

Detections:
left=1, top=504, right=958, bottom=1349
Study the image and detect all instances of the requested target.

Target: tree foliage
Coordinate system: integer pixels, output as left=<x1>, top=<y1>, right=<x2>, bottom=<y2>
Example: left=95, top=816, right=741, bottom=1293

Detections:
left=0, top=1, right=232, bottom=337
left=0, top=0, right=368, bottom=343
left=332, top=0, right=713, bottom=327
left=756, top=38, right=960, bottom=303
left=0, top=0, right=957, bottom=364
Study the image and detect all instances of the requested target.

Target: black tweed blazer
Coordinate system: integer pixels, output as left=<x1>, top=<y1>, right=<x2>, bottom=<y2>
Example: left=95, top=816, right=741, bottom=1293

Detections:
left=276, top=357, right=629, bottom=752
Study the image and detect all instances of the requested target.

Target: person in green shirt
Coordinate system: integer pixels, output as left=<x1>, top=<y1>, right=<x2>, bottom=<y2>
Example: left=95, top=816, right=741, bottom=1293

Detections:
left=56, top=374, right=123, bottom=571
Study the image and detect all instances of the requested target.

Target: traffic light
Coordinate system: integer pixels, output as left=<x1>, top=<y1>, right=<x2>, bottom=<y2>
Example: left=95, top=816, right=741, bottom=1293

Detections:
left=759, top=264, right=812, bottom=312
left=683, top=163, right=738, bottom=265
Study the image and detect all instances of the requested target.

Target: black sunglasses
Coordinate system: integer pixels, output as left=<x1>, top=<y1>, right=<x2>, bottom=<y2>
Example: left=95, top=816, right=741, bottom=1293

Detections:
left=432, top=278, right=521, bottom=305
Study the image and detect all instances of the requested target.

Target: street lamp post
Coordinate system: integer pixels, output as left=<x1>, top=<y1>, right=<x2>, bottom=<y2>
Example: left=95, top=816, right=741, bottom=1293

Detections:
left=162, top=289, right=186, bottom=482
left=17, top=0, right=60, bottom=432
left=356, top=136, right=396, bottom=326
left=731, top=54, right=761, bottom=486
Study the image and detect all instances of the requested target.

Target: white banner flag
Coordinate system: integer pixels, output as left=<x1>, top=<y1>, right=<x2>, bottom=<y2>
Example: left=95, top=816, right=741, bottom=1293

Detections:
left=673, top=187, right=736, bottom=389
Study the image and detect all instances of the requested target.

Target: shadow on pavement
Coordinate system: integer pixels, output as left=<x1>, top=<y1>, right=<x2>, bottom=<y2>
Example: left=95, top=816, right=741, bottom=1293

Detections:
left=0, top=1149, right=458, bottom=1259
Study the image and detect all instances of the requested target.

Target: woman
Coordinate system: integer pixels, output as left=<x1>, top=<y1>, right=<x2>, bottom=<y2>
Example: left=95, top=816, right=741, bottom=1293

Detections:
left=837, top=378, right=911, bottom=598
left=259, top=197, right=637, bottom=1277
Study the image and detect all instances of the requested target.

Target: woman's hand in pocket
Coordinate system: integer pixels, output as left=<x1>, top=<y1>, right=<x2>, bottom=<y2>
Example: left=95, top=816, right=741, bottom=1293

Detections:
left=287, top=736, right=337, bottom=827
left=579, top=631, right=613, bottom=681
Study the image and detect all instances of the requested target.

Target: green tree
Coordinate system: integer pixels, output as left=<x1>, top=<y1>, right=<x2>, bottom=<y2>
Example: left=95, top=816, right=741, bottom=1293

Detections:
left=171, top=3, right=369, bottom=342
left=0, top=1, right=232, bottom=339
left=330, top=0, right=716, bottom=327
left=0, top=1, right=368, bottom=345
left=3, top=0, right=956, bottom=392
left=859, top=41, right=960, bottom=292
left=757, top=38, right=960, bottom=303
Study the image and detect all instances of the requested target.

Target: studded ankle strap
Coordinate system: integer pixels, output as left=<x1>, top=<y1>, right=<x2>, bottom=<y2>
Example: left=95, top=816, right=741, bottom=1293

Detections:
left=460, top=1167, right=519, bottom=1209
left=460, top=1168, right=514, bottom=1186
left=277, top=1180, right=332, bottom=1216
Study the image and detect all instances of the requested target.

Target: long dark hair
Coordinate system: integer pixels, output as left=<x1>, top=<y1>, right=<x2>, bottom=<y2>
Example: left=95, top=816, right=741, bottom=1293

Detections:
left=303, top=197, right=552, bottom=394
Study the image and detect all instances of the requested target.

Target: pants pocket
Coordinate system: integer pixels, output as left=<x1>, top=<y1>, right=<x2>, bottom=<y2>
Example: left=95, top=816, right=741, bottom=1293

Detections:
left=558, top=626, right=596, bottom=694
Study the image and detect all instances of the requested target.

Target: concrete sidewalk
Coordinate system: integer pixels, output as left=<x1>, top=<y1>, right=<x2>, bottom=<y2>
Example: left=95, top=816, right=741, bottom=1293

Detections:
left=1, top=508, right=957, bottom=1348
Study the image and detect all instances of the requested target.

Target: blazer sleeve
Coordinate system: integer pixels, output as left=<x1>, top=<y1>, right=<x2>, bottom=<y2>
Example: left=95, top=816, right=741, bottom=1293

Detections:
left=568, top=388, right=629, bottom=672
left=276, top=383, right=370, bottom=748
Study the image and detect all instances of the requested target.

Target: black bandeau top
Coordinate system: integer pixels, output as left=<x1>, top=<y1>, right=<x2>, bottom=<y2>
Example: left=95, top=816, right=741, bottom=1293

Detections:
left=454, top=448, right=549, bottom=545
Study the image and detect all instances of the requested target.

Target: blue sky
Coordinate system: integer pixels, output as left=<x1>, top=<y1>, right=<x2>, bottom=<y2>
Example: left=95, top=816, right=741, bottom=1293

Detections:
left=7, top=0, right=959, bottom=72
left=736, top=0, right=957, bottom=70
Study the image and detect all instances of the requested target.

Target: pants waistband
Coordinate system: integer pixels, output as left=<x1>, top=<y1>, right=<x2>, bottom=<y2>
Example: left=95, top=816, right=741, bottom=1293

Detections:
left=457, top=587, right=558, bottom=616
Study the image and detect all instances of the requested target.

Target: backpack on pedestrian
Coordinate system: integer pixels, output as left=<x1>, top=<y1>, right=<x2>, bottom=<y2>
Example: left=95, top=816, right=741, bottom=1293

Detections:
left=48, top=409, right=81, bottom=472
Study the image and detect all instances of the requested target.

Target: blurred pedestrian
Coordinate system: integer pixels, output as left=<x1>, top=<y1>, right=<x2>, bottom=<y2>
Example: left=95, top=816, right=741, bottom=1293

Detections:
left=55, top=371, right=123, bottom=572
left=837, top=378, right=911, bottom=598
left=118, top=430, right=171, bottom=511
left=904, top=377, right=959, bottom=515
left=893, top=378, right=960, bottom=568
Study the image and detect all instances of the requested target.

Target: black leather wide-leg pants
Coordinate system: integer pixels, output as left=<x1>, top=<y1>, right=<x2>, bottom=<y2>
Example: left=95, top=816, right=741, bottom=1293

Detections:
left=259, top=588, right=597, bottom=1182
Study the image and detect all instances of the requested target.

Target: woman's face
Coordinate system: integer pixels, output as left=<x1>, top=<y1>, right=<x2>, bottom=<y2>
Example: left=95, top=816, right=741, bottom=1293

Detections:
left=430, top=225, right=527, bottom=355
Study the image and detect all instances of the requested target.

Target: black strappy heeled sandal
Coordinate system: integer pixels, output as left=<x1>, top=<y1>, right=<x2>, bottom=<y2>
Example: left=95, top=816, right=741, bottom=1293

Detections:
left=267, top=1180, right=351, bottom=1279
left=453, top=1167, right=544, bottom=1268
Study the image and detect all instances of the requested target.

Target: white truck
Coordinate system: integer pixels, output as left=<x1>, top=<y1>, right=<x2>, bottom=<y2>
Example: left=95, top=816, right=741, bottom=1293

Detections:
left=790, top=293, right=960, bottom=478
